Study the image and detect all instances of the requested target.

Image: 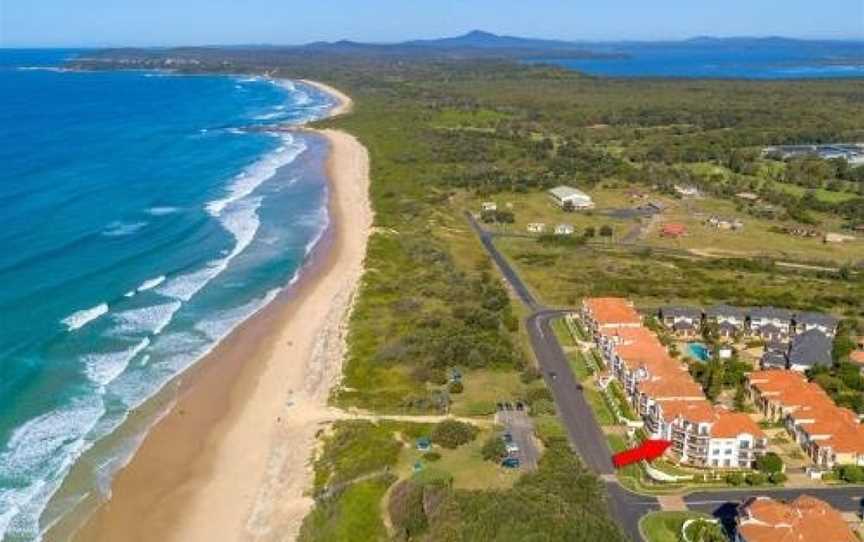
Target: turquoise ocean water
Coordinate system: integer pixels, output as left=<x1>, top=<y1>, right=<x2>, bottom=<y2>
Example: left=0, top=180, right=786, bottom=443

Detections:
left=0, top=50, right=333, bottom=539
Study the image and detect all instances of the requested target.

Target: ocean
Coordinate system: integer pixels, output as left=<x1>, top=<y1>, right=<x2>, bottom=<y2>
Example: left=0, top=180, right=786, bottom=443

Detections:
left=536, top=39, right=864, bottom=78
left=0, top=49, right=334, bottom=540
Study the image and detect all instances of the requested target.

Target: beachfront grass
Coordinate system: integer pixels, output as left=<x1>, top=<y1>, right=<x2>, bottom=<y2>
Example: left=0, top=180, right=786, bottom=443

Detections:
left=639, top=511, right=712, bottom=542
left=313, top=421, right=403, bottom=492
left=298, top=476, right=393, bottom=542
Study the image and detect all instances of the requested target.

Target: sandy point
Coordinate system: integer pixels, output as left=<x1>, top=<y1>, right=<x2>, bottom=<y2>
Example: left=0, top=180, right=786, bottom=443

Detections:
left=71, top=84, right=371, bottom=542
left=300, top=79, right=353, bottom=117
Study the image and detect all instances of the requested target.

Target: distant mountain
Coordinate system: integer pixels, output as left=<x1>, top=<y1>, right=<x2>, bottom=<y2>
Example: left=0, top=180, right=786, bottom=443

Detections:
left=404, top=30, right=589, bottom=51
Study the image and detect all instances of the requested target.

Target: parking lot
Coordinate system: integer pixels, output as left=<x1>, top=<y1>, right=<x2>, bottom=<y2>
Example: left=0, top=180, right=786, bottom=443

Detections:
left=495, top=402, right=540, bottom=471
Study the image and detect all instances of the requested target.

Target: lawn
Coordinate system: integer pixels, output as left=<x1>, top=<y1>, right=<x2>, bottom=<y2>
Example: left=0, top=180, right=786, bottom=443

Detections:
left=394, top=425, right=519, bottom=491
left=639, top=511, right=713, bottom=542
left=449, top=368, right=534, bottom=417
left=585, top=386, right=616, bottom=426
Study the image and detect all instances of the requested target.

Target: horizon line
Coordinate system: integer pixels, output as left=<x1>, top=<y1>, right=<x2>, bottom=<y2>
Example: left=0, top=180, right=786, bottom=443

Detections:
left=3, top=31, right=864, bottom=50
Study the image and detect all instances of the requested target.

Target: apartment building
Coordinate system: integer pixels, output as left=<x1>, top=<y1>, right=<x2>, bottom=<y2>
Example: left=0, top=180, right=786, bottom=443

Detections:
left=736, top=495, right=857, bottom=542
left=748, top=370, right=864, bottom=468
left=584, top=297, right=766, bottom=468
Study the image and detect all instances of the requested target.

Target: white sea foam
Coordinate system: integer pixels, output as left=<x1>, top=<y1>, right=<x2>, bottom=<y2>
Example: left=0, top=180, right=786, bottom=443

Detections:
left=102, top=221, right=148, bottom=237
left=62, top=303, right=109, bottom=331
left=0, top=396, right=105, bottom=541
left=83, top=338, right=151, bottom=388
left=146, top=206, right=180, bottom=216
left=206, top=134, right=306, bottom=216
left=194, top=288, right=280, bottom=342
left=137, top=275, right=167, bottom=292
left=112, top=301, right=182, bottom=336
left=17, top=66, right=71, bottom=73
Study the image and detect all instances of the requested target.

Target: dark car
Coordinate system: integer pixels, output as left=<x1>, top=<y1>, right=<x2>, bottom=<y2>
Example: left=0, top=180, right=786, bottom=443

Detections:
left=501, top=457, right=520, bottom=469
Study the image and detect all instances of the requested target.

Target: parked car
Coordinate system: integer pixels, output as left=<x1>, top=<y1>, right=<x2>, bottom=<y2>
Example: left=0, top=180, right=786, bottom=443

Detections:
left=501, top=457, right=520, bottom=469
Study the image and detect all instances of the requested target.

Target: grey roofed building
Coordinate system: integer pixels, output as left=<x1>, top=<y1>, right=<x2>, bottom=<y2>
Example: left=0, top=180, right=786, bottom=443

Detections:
left=717, top=321, right=740, bottom=337
left=672, top=321, right=697, bottom=335
left=756, top=323, right=784, bottom=337
left=761, top=350, right=788, bottom=369
left=705, top=304, right=747, bottom=320
left=749, top=306, right=795, bottom=321
left=788, top=329, right=833, bottom=370
left=659, top=306, right=702, bottom=320
left=795, top=311, right=839, bottom=329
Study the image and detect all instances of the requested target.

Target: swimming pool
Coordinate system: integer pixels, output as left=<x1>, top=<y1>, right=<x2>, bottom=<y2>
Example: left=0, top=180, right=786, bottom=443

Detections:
left=686, top=342, right=711, bottom=362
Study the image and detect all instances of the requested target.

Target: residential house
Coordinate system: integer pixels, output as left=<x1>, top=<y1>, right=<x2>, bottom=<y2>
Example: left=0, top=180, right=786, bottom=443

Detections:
left=794, top=311, right=839, bottom=337
left=824, top=232, right=856, bottom=244
left=787, top=329, right=833, bottom=372
left=748, top=370, right=864, bottom=468
left=748, top=307, right=794, bottom=341
left=548, top=185, right=594, bottom=209
left=658, top=306, right=702, bottom=338
left=736, top=192, right=760, bottom=202
left=660, top=223, right=687, bottom=238
left=481, top=201, right=497, bottom=212
left=554, top=224, right=575, bottom=236
left=526, top=222, right=546, bottom=234
left=736, top=496, right=857, bottom=542
left=705, top=305, right=747, bottom=337
left=674, top=185, right=700, bottom=198
left=706, top=216, right=744, bottom=231
left=760, top=342, right=788, bottom=370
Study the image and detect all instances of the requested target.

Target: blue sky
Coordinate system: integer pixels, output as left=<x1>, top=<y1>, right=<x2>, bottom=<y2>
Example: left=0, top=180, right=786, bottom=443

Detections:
left=2, top=0, right=862, bottom=47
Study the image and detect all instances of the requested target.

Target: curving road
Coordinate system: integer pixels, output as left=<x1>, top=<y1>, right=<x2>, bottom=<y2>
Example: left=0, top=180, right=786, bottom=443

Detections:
left=466, top=212, right=864, bottom=541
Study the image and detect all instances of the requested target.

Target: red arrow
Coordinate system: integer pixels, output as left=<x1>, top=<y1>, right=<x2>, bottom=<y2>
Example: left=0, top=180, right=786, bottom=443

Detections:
left=612, top=439, right=672, bottom=468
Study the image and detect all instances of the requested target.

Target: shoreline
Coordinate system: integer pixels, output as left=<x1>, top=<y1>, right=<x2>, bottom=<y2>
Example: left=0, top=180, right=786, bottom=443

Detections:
left=70, top=85, right=370, bottom=541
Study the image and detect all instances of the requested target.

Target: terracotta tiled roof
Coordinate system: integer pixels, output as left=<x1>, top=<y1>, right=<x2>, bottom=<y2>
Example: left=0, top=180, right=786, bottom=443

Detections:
left=711, top=411, right=765, bottom=438
left=583, top=297, right=642, bottom=326
left=750, top=369, right=864, bottom=456
left=660, top=399, right=716, bottom=423
left=738, top=495, right=856, bottom=542
left=850, top=350, right=864, bottom=365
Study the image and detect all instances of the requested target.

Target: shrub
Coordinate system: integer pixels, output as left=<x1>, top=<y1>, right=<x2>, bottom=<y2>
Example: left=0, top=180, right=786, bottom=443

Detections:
left=725, top=472, right=744, bottom=486
left=531, top=398, right=556, bottom=415
left=431, top=420, right=479, bottom=449
left=839, top=464, right=864, bottom=483
left=755, top=452, right=784, bottom=474
left=423, top=451, right=442, bottom=462
left=745, top=472, right=767, bottom=486
left=388, top=480, right=428, bottom=538
left=481, top=436, right=507, bottom=462
left=448, top=381, right=464, bottom=394
left=769, top=472, right=787, bottom=485
left=520, top=367, right=542, bottom=384
left=692, top=473, right=705, bottom=483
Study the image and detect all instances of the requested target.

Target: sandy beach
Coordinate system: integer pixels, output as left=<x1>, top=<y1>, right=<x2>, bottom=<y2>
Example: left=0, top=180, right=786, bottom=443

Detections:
left=72, top=84, right=370, bottom=542
left=301, top=80, right=353, bottom=117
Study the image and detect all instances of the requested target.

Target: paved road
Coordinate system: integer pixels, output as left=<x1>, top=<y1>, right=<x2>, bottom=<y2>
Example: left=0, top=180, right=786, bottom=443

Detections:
left=465, top=211, right=540, bottom=310
left=467, top=214, right=659, bottom=540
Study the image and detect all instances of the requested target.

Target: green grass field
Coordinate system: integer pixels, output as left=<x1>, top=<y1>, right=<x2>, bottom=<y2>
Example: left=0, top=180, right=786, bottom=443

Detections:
left=639, top=511, right=712, bottom=542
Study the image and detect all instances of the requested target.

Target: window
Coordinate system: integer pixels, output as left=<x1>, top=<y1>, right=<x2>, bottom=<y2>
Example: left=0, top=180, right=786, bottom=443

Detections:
left=724, top=449, right=732, bottom=455
left=712, top=449, right=720, bottom=456
left=724, top=459, right=731, bottom=467
left=739, top=441, right=749, bottom=449
left=712, top=459, right=718, bottom=467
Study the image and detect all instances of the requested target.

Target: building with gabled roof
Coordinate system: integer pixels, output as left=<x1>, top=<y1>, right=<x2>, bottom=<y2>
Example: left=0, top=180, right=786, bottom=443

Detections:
left=736, top=495, right=856, bottom=542
left=747, top=370, right=864, bottom=468
left=548, top=185, right=594, bottom=209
